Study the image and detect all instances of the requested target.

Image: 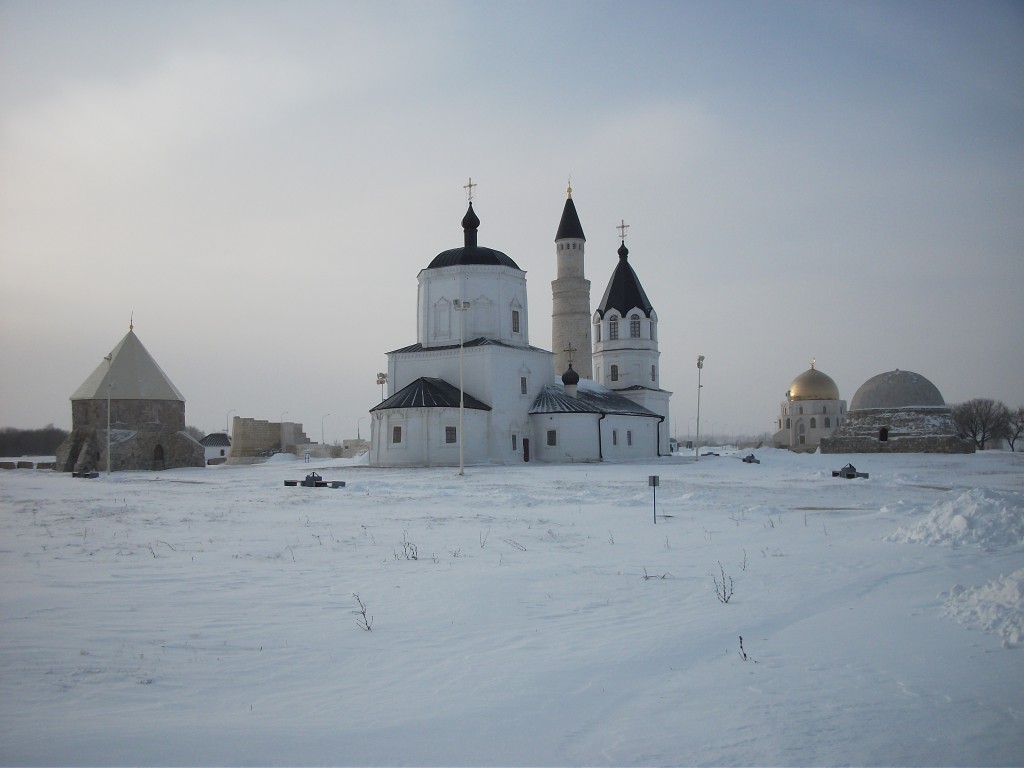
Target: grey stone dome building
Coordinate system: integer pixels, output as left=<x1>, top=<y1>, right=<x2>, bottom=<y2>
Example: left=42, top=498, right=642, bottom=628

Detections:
left=56, top=328, right=205, bottom=472
left=820, top=369, right=973, bottom=454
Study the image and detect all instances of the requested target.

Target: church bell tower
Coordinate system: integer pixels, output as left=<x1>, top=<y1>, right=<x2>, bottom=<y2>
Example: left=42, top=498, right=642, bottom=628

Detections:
left=551, top=183, right=593, bottom=379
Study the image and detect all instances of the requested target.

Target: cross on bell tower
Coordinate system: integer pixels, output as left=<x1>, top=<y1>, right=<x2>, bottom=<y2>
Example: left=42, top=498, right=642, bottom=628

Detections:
left=463, top=177, right=477, bottom=203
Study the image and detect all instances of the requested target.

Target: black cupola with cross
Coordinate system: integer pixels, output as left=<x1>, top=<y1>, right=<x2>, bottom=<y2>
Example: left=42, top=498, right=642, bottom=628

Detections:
left=595, top=233, right=654, bottom=318
left=427, top=179, right=520, bottom=269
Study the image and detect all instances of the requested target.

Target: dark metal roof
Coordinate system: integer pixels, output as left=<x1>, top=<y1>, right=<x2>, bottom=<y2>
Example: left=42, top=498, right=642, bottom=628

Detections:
left=555, top=196, right=586, bottom=241
left=529, top=383, right=661, bottom=418
left=200, top=432, right=232, bottom=447
left=595, top=241, right=654, bottom=318
left=426, top=202, right=521, bottom=270
left=369, top=377, right=492, bottom=412
left=427, top=246, right=520, bottom=269
left=387, top=337, right=550, bottom=355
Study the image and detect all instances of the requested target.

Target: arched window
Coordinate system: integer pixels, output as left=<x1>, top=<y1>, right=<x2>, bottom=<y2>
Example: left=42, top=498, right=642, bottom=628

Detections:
left=824, top=417, right=831, bottom=428
left=610, top=364, right=619, bottom=382
left=609, top=316, right=619, bottom=340
left=785, top=418, right=791, bottom=429
left=810, top=417, right=817, bottom=429
left=630, top=314, right=641, bottom=338
left=594, top=322, right=601, bottom=342
left=879, top=427, right=889, bottom=442
left=650, top=364, right=656, bottom=382
left=822, top=405, right=828, bottom=413
left=799, top=406, right=804, bottom=415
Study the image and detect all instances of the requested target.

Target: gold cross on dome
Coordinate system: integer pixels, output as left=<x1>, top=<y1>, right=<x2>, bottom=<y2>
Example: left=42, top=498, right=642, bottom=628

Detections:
left=464, top=177, right=477, bottom=202
left=617, top=219, right=630, bottom=240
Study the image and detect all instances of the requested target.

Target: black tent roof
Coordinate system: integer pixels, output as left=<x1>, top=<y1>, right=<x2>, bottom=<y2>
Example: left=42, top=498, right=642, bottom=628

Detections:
left=369, top=377, right=492, bottom=412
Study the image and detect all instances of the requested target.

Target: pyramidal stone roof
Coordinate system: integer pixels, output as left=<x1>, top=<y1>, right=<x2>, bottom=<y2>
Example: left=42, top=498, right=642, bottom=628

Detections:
left=70, top=329, right=186, bottom=402
left=596, top=241, right=653, bottom=318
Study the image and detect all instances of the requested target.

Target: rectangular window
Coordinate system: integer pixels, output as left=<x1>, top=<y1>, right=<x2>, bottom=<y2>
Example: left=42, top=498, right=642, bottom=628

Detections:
left=651, top=365, right=656, bottom=382
left=627, top=430, right=632, bottom=446
left=445, top=426, right=457, bottom=443
left=612, top=429, right=618, bottom=446
left=520, top=376, right=527, bottom=394
left=512, top=434, right=517, bottom=450
left=512, top=310, right=520, bottom=333
left=392, top=426, right=402, bottom=444
left=595, top=324, right=601, bottom=342
left=546, top=430, right=556, bottom=447
left=611, top=364, right=619, bottom=382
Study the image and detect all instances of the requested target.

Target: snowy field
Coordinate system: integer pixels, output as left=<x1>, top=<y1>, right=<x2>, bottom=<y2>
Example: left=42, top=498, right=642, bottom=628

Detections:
left=1, top=448, right=1022, bottom=767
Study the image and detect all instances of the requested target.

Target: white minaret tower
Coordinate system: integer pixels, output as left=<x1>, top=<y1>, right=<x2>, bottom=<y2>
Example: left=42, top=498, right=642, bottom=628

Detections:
left=551, top=182, right=593, bottom=379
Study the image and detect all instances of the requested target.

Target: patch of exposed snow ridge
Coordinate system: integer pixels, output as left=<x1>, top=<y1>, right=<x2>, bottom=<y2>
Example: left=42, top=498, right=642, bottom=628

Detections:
left=886, top=487, right=1024, bottom=549
left=943, top=569, right=1024, bottom=648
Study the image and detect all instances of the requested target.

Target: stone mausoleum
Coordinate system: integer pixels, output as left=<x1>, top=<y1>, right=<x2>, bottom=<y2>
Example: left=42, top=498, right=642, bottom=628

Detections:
left=55, top=327, right=204, bottom=472
left=820, top=369, right=973, bottom=454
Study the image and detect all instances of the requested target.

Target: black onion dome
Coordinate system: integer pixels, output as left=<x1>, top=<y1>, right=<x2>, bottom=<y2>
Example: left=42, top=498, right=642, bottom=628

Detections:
left=561, top=364, right=580, bottom=386
left=596, top=241, right=653, bottom=318
left=427, top=203, right=521, bottom=270
left=461, top=203, right=480, bottom=231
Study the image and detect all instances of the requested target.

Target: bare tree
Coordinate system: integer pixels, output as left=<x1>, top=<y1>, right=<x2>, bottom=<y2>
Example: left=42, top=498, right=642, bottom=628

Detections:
left=952, top=398, right=1010, bottom=450
left=1005, top=406, right=1024, bottom=452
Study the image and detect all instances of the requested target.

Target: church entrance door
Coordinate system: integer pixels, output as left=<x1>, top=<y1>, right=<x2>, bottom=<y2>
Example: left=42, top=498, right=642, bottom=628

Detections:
left=523, top=438, right=530, bottom=462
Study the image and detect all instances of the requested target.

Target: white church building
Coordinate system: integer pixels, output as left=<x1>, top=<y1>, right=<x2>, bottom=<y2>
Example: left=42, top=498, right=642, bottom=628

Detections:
left=368, top=185, right=673, bottom=467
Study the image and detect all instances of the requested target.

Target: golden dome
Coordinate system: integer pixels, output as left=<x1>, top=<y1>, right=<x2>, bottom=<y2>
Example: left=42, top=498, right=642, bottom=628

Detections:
left=787, top=361, right=841, bottom=402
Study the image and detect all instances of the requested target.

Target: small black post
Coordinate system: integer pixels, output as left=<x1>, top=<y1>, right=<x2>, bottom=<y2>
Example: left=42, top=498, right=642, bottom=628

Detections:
left=649, top=475, right=660, bottom=524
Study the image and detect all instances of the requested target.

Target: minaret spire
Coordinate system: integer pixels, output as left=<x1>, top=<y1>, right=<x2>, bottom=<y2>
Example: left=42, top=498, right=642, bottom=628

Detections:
left=551, top=184, right=592, bottom=379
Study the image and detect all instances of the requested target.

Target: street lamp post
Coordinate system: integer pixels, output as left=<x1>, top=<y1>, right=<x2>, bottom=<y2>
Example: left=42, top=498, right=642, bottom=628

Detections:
left=226, top=408, right=236, bottom=434
left=358, top=417, right=366, bottom=441
left=376, top=372, right=388, bottom=401
left=695, top=355, right=705, bottom=461
left=321, top=413, right=331, bottom=445
left=454, top=298, right=471, bottom=476
left=104, top=353, right=113, bottom=475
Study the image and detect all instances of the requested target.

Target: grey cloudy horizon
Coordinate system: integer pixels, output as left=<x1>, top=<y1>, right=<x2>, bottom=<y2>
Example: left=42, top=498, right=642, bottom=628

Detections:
left=1, top=1, right=1021, bottom=444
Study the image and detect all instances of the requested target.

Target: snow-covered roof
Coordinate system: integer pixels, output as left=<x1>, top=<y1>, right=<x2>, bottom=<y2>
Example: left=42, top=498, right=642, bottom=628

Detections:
left=70, top=329, right=186, bottom=402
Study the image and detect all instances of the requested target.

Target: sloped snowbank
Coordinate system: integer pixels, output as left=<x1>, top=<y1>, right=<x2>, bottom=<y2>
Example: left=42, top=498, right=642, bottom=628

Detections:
left=885, top=488, right=1024, bottom=549
left=943, top=569, right=1024, bottom=648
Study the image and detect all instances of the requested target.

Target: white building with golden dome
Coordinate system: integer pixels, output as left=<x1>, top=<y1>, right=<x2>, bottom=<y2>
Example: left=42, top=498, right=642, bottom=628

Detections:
left=772, top=361, right=846, bottom=452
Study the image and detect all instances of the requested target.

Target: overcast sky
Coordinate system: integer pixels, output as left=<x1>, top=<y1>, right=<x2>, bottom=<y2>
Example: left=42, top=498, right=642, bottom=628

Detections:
left=1, top=0, right=1022, bottom=444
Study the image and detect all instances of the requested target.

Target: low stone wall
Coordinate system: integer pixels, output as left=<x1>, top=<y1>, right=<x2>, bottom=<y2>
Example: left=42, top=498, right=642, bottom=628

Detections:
left=228, top=417, right=313, bottom=463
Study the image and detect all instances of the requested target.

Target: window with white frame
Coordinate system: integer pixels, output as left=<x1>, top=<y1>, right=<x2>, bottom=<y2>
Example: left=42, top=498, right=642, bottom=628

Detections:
left=630, top=314, right=640, bottom=338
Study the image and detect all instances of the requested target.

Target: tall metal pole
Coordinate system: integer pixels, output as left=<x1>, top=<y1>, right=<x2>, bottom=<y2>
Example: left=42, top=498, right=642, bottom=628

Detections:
left=455, top=299, right=471, bottom=476
left=321, top=413, right=330, bottom=445
left=104, top=353, right=112, bottom=476
left=695, top=355, right=704, bottom=461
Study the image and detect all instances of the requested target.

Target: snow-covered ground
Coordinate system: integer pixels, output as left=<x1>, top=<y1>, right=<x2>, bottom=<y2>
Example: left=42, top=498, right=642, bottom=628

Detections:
left=1, top=448, right=1022, bottom=766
